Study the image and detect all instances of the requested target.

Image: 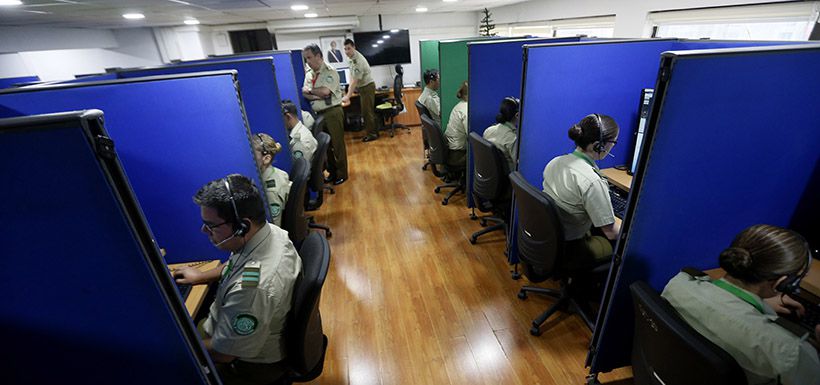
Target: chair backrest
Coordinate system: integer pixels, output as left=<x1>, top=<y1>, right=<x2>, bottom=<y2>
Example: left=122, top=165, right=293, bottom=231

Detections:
left=282, top=157, right=309, bottom=247
left=393, top=74, right=404, bottom=111
left=311, top=114, right=325, bottom=138
left=509, top=171, right=564, bottom=283
left=305, top=132, right=330, bottom=209
left=415, top=99, right=432, bottom=121
left=629, top=281, right=747, bottom=385
left=286, top=231, right=331, bottom=378
left=420, top=114, right=447, bottom=165
left=468, top=132, right=509, bottom=202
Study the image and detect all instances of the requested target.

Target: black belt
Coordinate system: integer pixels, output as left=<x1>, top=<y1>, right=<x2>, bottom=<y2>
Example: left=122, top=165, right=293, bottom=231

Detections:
left=316, top=105, right=342, bottom=114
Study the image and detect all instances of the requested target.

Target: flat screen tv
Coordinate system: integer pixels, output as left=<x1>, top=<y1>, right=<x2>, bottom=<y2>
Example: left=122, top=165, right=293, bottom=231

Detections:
left=352, top=29, right=411, bottom=66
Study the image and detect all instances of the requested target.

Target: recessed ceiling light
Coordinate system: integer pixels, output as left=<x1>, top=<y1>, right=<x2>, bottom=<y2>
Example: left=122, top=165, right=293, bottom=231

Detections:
left=372, top=44, right=378, bottom=48
left=304, top=12, right=317, bottom=18
left=184, top=19, right=200, bottom=25
left=377, top=40, right=384, bottom=44
left=390, top=29, right=400, bottom=33
left=415, top=7, right=428, bottom=12
left=382, top=35, right=389, bottom=39
left=291, top=4, right=309, bottom=11
left=0, top=0, right=23, bottom=5
left=122, top=13, right=145, bottom=20
left=443, top=0, right=457, bottom=2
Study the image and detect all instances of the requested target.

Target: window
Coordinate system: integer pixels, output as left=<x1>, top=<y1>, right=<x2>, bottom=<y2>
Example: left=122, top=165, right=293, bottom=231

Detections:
left=492, top=15, right=615, bottom=38
left=648, top=2, right=820, bottom=41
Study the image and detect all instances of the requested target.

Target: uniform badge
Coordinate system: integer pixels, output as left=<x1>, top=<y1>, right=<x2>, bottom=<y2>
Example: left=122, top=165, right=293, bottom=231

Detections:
left=270, top=203, right=281, bottom=217
left=293, top=150, right=303, bottom=159
left=232, top=314, right=258, bottom=336
left=265, top=179, right=276, bottom=188
left=326, top=75, right=333, bottom=82
left=241, top=262, right=261, bottom=288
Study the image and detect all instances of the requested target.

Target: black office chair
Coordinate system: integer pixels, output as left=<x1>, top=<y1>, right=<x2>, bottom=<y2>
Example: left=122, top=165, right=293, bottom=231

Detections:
left=376, top=68, right=409, bottom=137
left=468, top=132, right=510, bottom=244
left=305, top=132, right=331, bottom=238
left=630, top=280, right=747, bottom=385
left=510, top=171, right=610, bottom=336
left=310, top=115, right=334, bottom=196
left=282, top=157, right=310, bottom=248
left=281, top=231, right=331, bottom=384
left=415, top=100, right=442, bottom=177
left=420, top=115, right=465, bottom=205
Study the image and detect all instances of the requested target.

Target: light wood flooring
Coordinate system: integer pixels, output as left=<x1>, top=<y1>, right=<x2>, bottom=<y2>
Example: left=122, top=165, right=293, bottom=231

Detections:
left=306, top=127, right=633, bottom=385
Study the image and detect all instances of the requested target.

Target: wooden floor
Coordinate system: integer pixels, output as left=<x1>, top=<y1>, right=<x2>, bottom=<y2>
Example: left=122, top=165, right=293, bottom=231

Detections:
left=306, top=128, right=633, bottom=385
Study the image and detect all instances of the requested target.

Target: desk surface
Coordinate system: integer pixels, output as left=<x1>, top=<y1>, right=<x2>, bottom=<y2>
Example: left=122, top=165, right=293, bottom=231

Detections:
left=168, top=260, right=220, bottom=316
left=707, top=260, right=820, bottom=297
left=602, top=168, right=633, bottom=193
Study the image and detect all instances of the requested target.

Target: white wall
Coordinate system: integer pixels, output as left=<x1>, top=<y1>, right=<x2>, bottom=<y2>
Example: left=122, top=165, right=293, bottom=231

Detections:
left=488, top=0, right=797, bottom=37
left=0, top=26, right=162, bottom=81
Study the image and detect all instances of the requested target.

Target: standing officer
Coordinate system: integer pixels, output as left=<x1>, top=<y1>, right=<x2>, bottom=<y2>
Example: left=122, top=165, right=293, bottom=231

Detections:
left=174, top=174, right=302, bottom=385
left=342, top=38, right=378, bottom=142
left=302, top=43, right=347, bottom=185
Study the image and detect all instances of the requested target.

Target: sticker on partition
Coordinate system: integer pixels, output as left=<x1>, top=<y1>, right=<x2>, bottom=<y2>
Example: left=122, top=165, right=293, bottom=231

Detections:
left=232, top=314, right=258, bottom=336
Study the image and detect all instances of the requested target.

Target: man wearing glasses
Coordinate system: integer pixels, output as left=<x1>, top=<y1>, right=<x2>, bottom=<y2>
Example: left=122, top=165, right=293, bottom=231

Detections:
left=174, top=174, right=302, bottom=385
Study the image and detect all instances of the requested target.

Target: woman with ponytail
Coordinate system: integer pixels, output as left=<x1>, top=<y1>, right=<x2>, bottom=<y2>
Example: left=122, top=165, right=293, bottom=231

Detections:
left=252, top=133, right=291, bottom=227
left=662, top=224, right=819, bottom=384
left=482, top=96, right=520, bottom=172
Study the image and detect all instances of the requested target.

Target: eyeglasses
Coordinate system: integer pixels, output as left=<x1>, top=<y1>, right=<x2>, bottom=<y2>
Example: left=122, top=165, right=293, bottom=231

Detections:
left=202, top=220, right=229, bottom=233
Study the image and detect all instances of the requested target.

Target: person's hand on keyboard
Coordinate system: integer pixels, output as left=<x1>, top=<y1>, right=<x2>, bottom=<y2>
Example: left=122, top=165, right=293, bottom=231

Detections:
left=764, top=294, right=806, bottom=317
left=172, top=266, right=208, bottom=285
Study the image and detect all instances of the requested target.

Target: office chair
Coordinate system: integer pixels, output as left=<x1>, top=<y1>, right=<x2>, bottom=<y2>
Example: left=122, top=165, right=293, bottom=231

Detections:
left=468, top=132, right=511, bottom=244
left=305, top=132, right=332, bottom=238
left=630, top=281, right=747, bottom=385
left=420, top=115, right=465, bottom=205
left=310, top=115, right=334, bottom=196
left=375, top=69, right=409, bottom=137
left=509, top=171, right=611, bottom=336
left=415, top=100, right=443, bottom=177
left=282, top=157, right=310, bottom=248
left=281, top=231, right=330, bottom=385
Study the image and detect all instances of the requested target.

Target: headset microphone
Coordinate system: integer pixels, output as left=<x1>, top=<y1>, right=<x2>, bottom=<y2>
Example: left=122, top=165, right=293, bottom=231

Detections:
left=213, top=231, right=240, bottom=247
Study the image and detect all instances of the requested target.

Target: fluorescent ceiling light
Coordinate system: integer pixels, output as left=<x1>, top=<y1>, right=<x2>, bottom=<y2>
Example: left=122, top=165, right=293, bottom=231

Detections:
left=443, top=0, right=457, bottom=2
left=168, top=0, right=192, bottom=5
left=184, top=19, right=200, bottom=25
left=122, top=13, right=145, bottom=19
left=377, top=40, right=384, bottom=43
left=415, top=7, right=428, bottom=12
left=291, top=4, right=308, bottom=11
left=390, top=29, right=400, bottom=33
left=372, top=44, right=378, bottom=48
left=382, top=35, right=389, bottom=39
left=304, top=12, right=317, bottom=18
left=0, top=0, right=23, bottom=5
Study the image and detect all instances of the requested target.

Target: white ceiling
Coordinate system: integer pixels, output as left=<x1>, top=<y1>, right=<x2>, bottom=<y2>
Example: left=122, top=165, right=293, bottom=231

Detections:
left=0, top=0, right=526, bottom=29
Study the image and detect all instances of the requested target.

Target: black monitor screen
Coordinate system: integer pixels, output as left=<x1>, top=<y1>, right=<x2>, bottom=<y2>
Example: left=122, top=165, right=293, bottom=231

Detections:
left=352, top=29, right=411, bottom=66
left=630, top=88, right=654, bottom=175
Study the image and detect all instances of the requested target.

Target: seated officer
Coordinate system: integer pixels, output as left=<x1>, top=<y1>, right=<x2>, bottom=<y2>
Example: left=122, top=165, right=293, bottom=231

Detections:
left=541, top=114, right=620, bottom=269
left=662, top=224, right=819, bottom=385
left=251, top=133, right=291, bottom=227
left=418, top=69, right=441, bottom=125
left=301, top=110, right=315, bottom=130
left=444, top=80, right=469, bottom=166
left=483, top=97, right=520, bottom=173
left=282, top=99, right=318, bottom=164
left=174, top=174, right=302, bottom=385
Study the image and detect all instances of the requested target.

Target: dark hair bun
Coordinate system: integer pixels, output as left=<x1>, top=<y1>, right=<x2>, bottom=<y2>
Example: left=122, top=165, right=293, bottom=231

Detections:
left=719, top=246, right=754, bottom=279
left=568, top=124, right=584, bottom=141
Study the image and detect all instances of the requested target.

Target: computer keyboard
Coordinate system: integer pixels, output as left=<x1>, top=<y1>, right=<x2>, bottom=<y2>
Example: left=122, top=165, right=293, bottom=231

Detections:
left=790, top=292, right=820, bottom=331
left=609, top=186, right=628, bottom=219
left=176, top=283, right=192, bottom=300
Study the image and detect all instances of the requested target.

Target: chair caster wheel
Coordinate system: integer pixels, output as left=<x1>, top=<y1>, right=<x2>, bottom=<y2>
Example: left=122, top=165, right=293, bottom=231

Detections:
left=442, top=199, right=449, bottom=205
left=434, top=187, right=441, bottom=193
left=469, top=213, right=478, bottom=220
left=511, top=271, right=521, bottom=280
left=518, top=291, right=527, bottom=300
left=326, top=231, right=332, bottom=238
left=479, top=218, right=487, bottom=226
left=530, top=326, right=541, bottom=336
left=469, top=236, right=477, bottom=244
left=422, top=165, right=429, bottom=170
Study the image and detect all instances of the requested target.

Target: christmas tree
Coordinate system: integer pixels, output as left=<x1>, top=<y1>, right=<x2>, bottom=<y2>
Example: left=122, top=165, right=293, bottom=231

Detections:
left=479, top=8, right=496, bottom=37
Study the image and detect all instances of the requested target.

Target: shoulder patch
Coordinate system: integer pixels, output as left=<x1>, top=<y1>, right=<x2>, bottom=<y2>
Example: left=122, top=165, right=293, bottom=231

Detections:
left=265, top=179, right=276, bottom=189
left=232, top=314, right=258, bottom=336
left=270, top=203, right=281, bottom=217
left=293, top=150, right=304, bottom=159
left=326, top=75, right=333, bottom=82
left=241, top=263, right=261, bottom=288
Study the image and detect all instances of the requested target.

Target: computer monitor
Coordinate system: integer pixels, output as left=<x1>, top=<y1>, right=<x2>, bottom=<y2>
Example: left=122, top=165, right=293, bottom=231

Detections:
left=337, top=68, right=351, bottom=86
left=630, top=88, right=654, bottom=175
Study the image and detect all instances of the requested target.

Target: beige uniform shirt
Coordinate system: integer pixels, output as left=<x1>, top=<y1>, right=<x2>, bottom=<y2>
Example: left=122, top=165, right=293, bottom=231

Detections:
left=483, top=122, right=517, bottom=173
left=444, top=100, right=469, bottom=151
left=663, top=272, right=820, bottom=385
left=289, top=121, right=317, bottom=165
left=304, top=62, right=342, bottom=112
left=261, top=166, right=291, bottom=227
left=202, top=223, right=302, bottom=363
left=418, top=86, right=441, bottom=125
left=348, top=50, right=374, bottom=87
left=541, top=152, right=614, bottom=241
left=301, top=110, right=315, bottom=130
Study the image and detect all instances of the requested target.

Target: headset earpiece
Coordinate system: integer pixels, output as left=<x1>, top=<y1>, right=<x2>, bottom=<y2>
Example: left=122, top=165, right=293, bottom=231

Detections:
left=775, top=246, right=812, bottom=295
left=593, top=113, right=606, bottom=154
left=224, top=178, right=249, bottom=237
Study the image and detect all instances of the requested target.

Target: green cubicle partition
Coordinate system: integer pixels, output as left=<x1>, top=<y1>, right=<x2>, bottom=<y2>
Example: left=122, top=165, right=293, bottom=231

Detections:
left=438, top=37, right=495, bottom=131
left=419, top=40, right=440, bottom=86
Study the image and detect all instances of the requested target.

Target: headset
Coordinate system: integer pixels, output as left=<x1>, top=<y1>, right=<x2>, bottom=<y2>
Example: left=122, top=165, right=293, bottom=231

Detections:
left=502, top=96, right=520, bottom=122
left=775, top=245, right=813, bottom=295
left=224, top=177, right=250, bottom=237
left=592, top=113, right=606, bottom=154
left=256, top=133, right=269, bottom=155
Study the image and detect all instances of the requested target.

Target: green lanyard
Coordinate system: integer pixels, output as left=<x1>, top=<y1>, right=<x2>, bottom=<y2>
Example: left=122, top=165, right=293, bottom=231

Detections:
left=220, top=258, right=234, bottom=284
left=712, top=279, right=766, bottom=314
left=571, top=149, right=597, bottom=169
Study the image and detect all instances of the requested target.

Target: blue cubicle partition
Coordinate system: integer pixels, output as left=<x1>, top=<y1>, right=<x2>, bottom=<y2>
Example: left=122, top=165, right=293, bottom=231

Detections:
left=0, top=111, right=219, bottom=384
left=288, top=49, right=309, bottom=113
left=60, top=73, right=119, bottom=84
left=0, top=75, right=41, bottom=89
left=587, top=45, right=820, bottom=374
left=465, top=36, right=583, bottom=209
left=118, top=58, right=293, bottom=172
left=0, top=72, right=263, bottom=264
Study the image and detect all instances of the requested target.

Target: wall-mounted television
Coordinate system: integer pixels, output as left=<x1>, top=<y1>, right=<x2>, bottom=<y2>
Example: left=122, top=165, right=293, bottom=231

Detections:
left=352, top=29, right=411, bottom=66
